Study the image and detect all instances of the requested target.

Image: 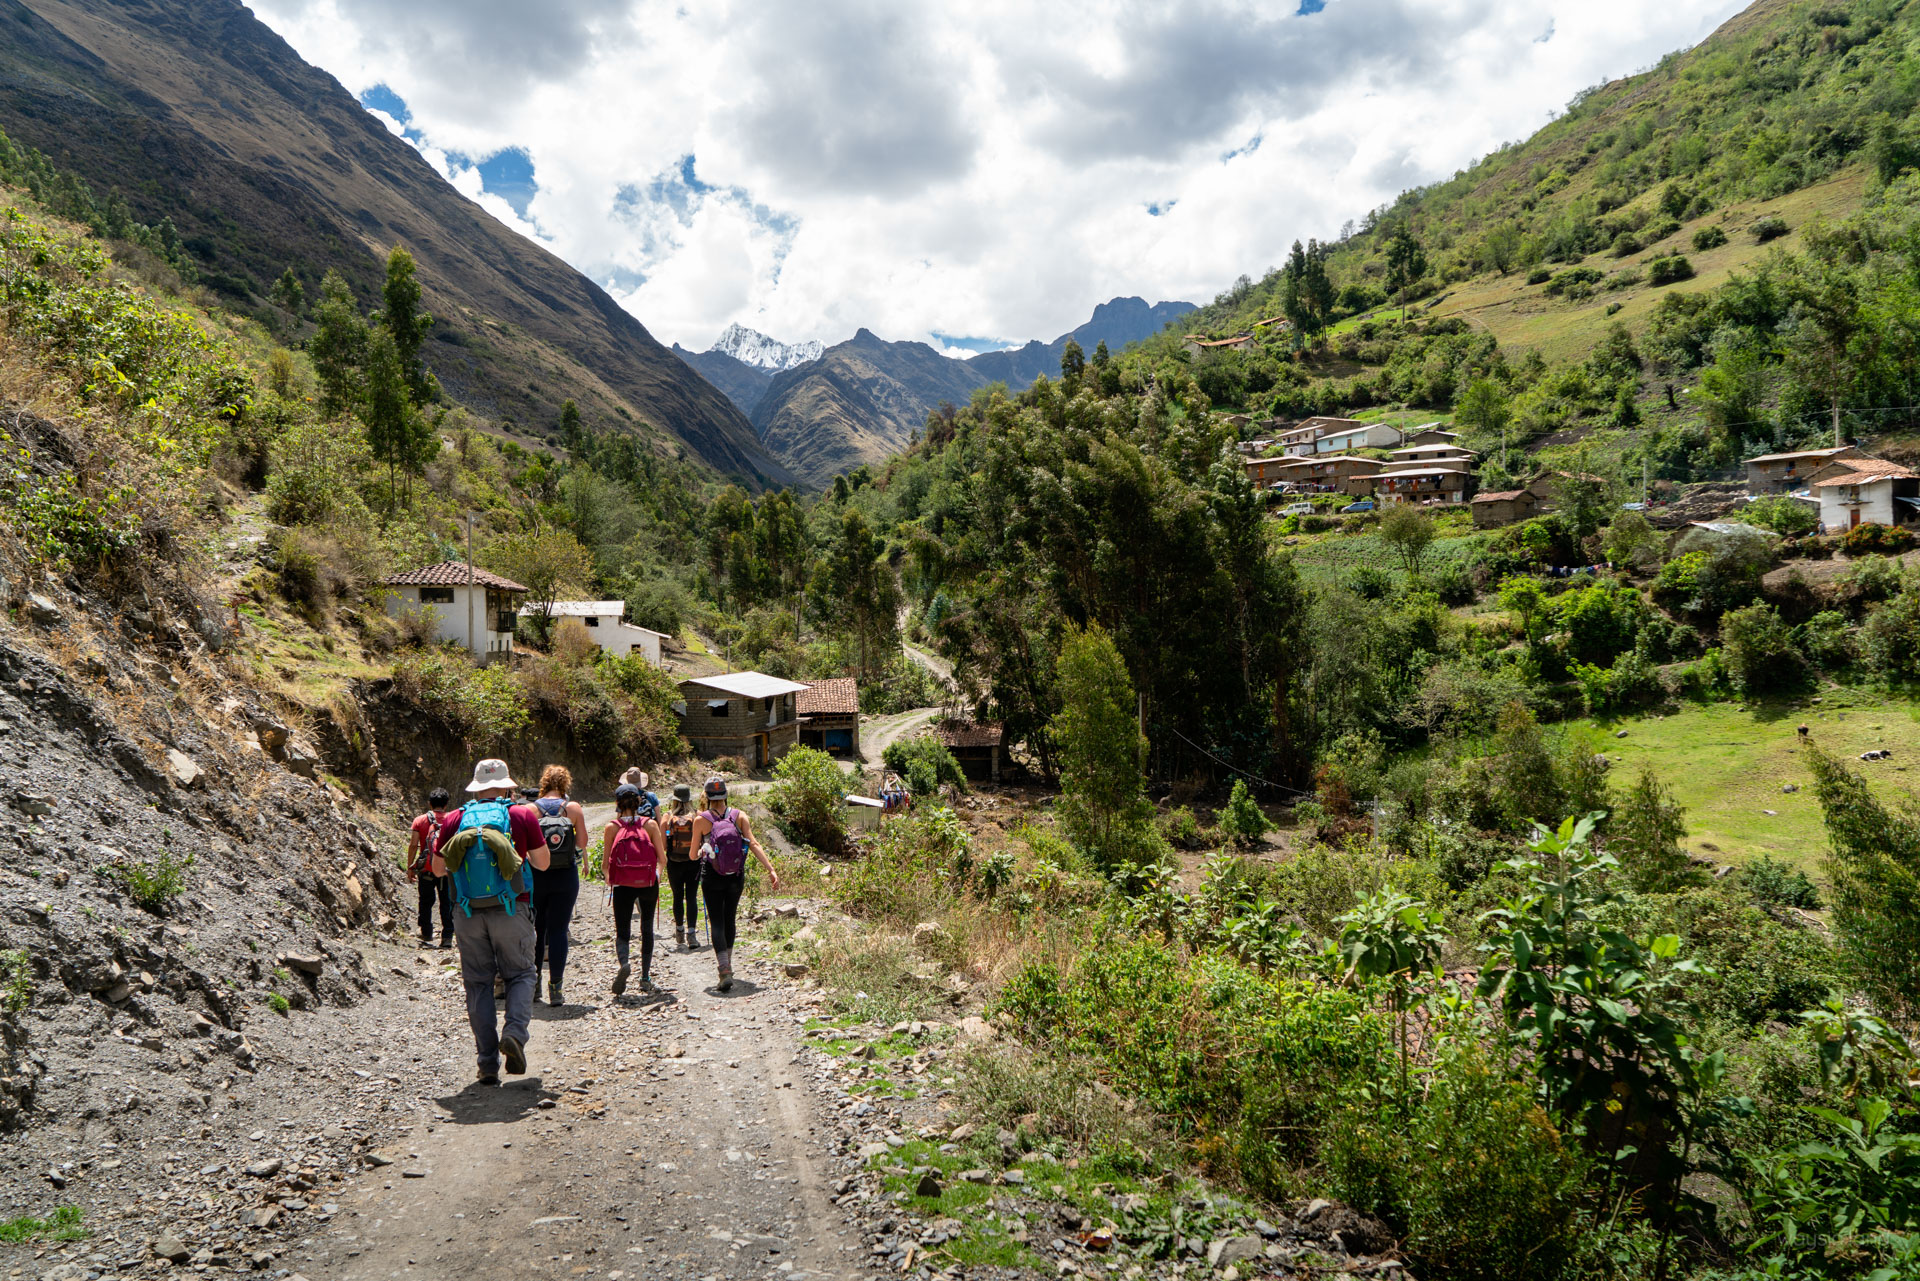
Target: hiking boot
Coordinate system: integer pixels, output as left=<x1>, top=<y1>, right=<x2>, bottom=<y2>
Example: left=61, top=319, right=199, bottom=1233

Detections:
left=639, top=974, right=657, bottom=995
left=477, top=1068, right=500, bottom=1086
left=611, top=964, right=630, bottom=997
left=686, top=930, right=700, bottom=951
left=549, top=981, right=564, bottom=1007
left=717, top=968, right=733, bottom=993
left=501, top=1034, right=526, bottom=1076
left=673, top=929, right=685, bottom=949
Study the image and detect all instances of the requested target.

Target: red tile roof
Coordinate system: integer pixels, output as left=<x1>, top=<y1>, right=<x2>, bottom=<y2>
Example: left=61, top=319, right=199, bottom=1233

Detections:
left=1472, top=489, right=1528, bottom=503
left=798, top=677, right=859, bottom=717
left=384, top=562, right=529, bottom=591
left=934, top=720, right=1003, bottom=749
left=1812, top=458, right=1919, bottom=487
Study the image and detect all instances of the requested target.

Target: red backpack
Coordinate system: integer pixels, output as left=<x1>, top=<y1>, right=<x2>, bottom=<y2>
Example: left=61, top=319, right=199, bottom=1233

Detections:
left=605, top=817, right=658, bottom=888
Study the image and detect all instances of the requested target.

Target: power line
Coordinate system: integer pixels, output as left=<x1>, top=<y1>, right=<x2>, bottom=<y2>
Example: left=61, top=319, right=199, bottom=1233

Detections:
left=1159, top=723, right=1315, bottom=800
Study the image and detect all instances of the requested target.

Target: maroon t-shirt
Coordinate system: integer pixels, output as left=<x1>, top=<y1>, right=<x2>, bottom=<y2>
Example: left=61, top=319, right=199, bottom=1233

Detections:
left=409, top=812, right=442, bottom=872
left=436, top=802, right=544, bottom=901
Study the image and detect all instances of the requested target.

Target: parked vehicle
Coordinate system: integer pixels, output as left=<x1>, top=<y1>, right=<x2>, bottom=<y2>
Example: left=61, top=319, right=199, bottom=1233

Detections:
left=1339, top=500, right=1375, bottom=514
left=1282, top=502, right=1314, bottom=516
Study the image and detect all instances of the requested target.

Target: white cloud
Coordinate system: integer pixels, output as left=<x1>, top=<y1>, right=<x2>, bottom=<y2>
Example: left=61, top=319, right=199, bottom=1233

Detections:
left=248, top=0, right=1747, bottom=351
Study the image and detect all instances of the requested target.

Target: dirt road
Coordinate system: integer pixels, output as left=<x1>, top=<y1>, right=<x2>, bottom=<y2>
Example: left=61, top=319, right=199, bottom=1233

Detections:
left=279, top=919, right=869, bottom=1281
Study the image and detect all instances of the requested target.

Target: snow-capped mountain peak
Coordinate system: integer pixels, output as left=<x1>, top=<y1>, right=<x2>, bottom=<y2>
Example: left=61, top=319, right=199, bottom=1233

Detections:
left=709, top=323, right=824, bottom=372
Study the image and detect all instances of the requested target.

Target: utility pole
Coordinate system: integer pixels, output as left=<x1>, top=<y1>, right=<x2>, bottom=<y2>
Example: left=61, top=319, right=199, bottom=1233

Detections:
left=1833, top=398, right=1843, bottom=449
left=465, top=512, right=476, bottom=662
left=1642, top=453, right=1649, bottom=506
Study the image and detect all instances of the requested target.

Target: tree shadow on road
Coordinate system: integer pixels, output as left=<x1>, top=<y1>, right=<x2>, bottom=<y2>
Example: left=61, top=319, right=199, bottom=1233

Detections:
left=433, top=1076, right=558, bottom=1124
left=706, top=979, right=763, bottom=999
left=613, top=989, right=679, bottom=1012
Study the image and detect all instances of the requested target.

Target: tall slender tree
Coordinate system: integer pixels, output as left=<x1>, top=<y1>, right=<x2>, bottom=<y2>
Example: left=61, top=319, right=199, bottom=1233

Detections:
left=380, top=245, right=438, bottom=406
left=309, top=270, right=369, bottom=417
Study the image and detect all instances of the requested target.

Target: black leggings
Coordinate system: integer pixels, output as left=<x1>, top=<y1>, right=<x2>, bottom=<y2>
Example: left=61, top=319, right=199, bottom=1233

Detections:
left=612, top=885, right=658, bottom=974
left=666, top=859, right=702, bottom=931
left=701, top=869, right=745, bottom=954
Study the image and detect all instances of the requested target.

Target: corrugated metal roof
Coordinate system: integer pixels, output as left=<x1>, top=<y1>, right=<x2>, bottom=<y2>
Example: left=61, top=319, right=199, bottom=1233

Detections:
left=384, top=562, right=528, bottom=591
left=545, top=600, right=627, bottom=617
left=679, top=672, right=810, bottom=699
left=1746, top=446, right=1855, bottom=465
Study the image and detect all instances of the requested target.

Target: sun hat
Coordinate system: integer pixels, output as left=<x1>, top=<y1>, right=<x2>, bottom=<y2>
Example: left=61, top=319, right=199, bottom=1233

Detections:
left=465, top=758, right=518, bottom=793
left=622, top=767, right=650, bottom=789
left=672, top=783, right=692, bottom=801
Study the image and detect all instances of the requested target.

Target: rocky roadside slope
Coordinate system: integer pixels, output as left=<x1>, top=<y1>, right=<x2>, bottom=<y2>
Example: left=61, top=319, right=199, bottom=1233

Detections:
left=0, top=569, right=409, bottom=1276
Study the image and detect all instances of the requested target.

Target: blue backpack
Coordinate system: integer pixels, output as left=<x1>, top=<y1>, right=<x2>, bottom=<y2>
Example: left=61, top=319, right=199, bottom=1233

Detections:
left=449, top=799, right=518, bottom=916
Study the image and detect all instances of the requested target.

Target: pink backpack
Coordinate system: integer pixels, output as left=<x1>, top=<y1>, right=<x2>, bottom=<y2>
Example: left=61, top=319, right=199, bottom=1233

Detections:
left=605, top=817, right=657, bottom=888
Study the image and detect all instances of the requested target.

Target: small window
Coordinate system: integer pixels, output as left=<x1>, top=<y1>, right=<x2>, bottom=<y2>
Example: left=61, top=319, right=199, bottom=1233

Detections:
left=582, top=616, right=599, bottom=627
left=709, top=700, right=730, bottom=717
left=419, top=587, right=454, bottom=605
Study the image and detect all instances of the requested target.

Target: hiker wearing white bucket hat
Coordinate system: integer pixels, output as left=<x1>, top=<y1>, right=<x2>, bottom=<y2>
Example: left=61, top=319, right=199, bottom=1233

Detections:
left=429, top=757, right=550, bottom=1084
left=620, top=766, right=659, bottom=820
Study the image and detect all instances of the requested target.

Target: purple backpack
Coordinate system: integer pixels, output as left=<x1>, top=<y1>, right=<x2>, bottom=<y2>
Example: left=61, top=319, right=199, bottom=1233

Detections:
left=708, top=808, right=747, bottom=876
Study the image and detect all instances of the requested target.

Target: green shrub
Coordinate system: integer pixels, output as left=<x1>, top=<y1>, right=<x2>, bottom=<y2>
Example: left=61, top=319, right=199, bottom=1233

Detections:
left=1609, top=765, right=1701, bottom=893
left=767, top=745, right=849, bottom=855
left=1346, top=564, right=1393, bottom=600
left=1797, top=609, right=1858, bottom=669
left=1742, top=494, right=1819, bottom=537
left=1217, top=779, right=1271, bottom=846
left=994, top=936, right=1387, bottom=1194
left=99, top=849, right=192, bottom=913
left=1647, top=253, right=1695, bottom=285
left=390, top=647, right=531, bottom=747
left=267, top=992, right=291, bottom=1015
left=1692, top=224, right=1729, bottom=251
left=1720, top=601, right=1808, bottom=694
left=1752, top=215, right=1790, bottom=242
left=1, top=949, right=30, bottom=1014
left=881, top=733, right=967, bottom=796
left=833, top=804, right=974, bottom=925
left=1862, top=587, right=1920, bottom=680
left=1526, top=267, right=1552, bottom=285
left=1157, top=805, right=1208, bottom=850
left=1322, top=1045, right=1593, bottom=1281
left=1841, top=522, right=1915, bottom=555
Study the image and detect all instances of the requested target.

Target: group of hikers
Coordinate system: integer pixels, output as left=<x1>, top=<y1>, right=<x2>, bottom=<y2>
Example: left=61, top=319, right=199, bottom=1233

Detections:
left=404, top=758, right=780, bottom=1084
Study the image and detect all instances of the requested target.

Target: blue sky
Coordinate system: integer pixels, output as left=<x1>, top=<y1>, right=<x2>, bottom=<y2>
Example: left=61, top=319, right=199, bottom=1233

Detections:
left=257, top=0, right=1748, bottom=352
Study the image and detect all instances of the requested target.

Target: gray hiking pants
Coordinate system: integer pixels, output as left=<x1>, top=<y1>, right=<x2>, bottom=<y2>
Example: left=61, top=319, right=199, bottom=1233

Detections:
left=454, top=904, right=536, bottom=1075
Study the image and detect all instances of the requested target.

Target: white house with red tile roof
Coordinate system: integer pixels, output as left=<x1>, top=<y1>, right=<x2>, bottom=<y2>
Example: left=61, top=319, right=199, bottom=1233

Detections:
left=383, top=562, right=528, bottom=664
left=1805, top=456, right=1920, bottom=532
left=1744, top=445, right=1858, bottom=495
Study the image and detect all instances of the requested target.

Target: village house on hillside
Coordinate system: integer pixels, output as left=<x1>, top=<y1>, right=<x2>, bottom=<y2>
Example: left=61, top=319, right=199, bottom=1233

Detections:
left=675, top=671, right=808, bottom=767
left=1282, top=418, right=1402, bottom=457
left=1471, top=474, right=1560, bottom=528
left=1744, top=445, right=1858, bottom=495
left=383, top=563, right=526, bottom=665
left=546, top=600, right=669, bottom=665
left=797, top=677, right=860, bottom=757
left=1182, top=334, right=1255, bottom=354
left=1402, top=425, right=1460, bottom=448
left=1805, top=456, right=1920, bottom=532
left=1360, top=466, right=1475, bottom=505
left=933, top=720, right=1004, bottom=783
left=1270, top=455, right=1381, bottom=496
left=1385, top=442, right=1476, bottom=470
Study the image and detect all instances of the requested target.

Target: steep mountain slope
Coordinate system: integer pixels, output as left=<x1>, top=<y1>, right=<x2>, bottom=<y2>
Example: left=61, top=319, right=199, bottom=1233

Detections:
left=672, top=342, right=774, bottom=418
left=967, top=296, right=1197, bottom=388
left=0, top=0, right=789, bottom=483
left=753, top=329, right=993, bottom=485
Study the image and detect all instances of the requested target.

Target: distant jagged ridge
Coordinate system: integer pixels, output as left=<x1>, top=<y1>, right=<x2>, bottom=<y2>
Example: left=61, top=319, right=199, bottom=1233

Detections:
left=711, top=323, right=824, bottom=372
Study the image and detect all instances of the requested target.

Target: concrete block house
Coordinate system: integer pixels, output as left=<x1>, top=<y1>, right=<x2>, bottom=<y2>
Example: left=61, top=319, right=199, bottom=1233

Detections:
left=675, top=672, right=808, bottom=768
